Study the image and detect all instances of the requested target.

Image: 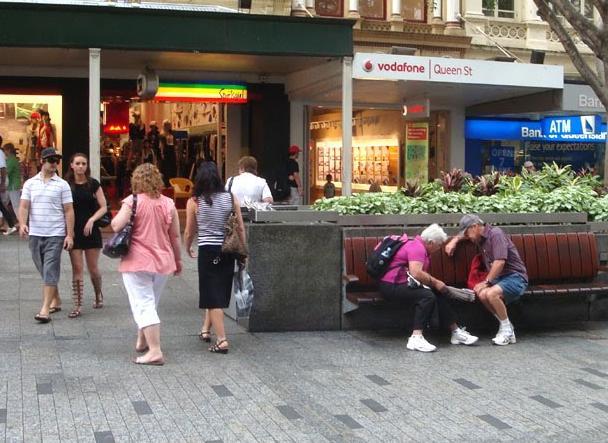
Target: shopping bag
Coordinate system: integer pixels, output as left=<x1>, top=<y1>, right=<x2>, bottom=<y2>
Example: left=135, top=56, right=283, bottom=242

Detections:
left=233, top=269, right=254, bottom=317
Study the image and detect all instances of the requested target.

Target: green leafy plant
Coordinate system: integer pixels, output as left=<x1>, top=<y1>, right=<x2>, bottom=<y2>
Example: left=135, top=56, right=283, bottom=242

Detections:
left=401, top=180, right=423, bottom=197
left=440, top=168, right=468, bottom=193
left=473, top=172, right=501, bottom=196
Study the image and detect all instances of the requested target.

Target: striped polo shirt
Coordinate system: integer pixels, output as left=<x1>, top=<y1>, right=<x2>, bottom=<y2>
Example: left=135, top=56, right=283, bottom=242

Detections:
left=196, top=192, right=233, bottom=246
left=21, top=172, right=73, bottom=237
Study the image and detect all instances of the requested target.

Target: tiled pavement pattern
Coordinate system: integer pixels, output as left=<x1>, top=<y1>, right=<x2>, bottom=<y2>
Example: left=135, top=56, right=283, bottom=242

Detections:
left=2, top=235, right=608, bottom=442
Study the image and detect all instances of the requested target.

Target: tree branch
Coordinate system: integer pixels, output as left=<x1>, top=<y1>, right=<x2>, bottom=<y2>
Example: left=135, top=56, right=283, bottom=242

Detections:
left=535, top=0, right=608, bottom=108
left=544, top=0, right=602, bottom=52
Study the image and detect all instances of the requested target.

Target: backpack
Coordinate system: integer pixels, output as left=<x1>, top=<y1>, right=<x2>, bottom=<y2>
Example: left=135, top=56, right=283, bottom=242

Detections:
left=270, top=164, right=291, bottom=201
left=366, top=235, right=409, bottom=279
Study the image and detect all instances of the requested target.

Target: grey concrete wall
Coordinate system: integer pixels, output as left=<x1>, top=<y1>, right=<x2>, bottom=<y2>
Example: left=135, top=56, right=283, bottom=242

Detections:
left=246, top=223, right=342, bottom=332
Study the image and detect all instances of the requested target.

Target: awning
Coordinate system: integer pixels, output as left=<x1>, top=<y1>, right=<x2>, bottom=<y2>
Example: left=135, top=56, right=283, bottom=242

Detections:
left=0, top=2, right=353, bottom=57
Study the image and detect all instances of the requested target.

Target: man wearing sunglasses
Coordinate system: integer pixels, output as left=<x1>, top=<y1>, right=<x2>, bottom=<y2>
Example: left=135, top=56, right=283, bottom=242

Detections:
left=18, top=147, right=74, bottom=323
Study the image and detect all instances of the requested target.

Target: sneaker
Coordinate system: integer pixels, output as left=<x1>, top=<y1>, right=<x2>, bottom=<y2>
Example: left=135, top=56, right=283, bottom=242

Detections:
left=406, top=335, right=437, bottom=352
left=3, top=226, right=17, bottom=236
left=492, top=329, right=516, bottom=346
left=450, top=327, right=479, bottom=345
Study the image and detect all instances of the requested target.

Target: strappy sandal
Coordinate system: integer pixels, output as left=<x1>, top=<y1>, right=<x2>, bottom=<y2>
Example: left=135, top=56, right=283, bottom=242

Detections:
left=49, top=306, right=62, bottom=314
left=68, top=279, right=83, bottom=319
left=198, top=330, right=211, bottom=343
left=92, top=276, right=104, bottom=309
left=209, top=339, right=229, bottom=354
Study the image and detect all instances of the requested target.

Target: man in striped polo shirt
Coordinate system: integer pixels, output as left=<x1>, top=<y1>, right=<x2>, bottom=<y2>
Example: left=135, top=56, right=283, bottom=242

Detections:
left=18, top=148, right=74, bottom=323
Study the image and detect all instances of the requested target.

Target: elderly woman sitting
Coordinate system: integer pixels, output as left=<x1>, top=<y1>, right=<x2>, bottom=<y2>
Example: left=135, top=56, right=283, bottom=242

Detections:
left=378, top=223, right=478, bottom=352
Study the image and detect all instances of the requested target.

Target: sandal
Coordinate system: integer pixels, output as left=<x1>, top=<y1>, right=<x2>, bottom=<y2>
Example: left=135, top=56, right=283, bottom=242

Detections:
left=209, top=339, right=229, bottom=354
left=198, top=330, right=211, bottom=343
left=68, top=309, right=81, bottom=318
left=34, top=314, right=51, bottom=323
left=68, top=279, right=83, bottom=319
left=49, top=306, right=62, bottom=314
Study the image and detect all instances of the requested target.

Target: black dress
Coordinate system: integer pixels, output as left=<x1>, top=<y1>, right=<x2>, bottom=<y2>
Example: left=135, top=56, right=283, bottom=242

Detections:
left=72, top=178, right=103, bottom=250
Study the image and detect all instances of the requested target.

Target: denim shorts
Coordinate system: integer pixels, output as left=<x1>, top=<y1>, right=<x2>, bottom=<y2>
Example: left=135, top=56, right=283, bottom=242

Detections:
left=494, top=273, right=528, bottom=305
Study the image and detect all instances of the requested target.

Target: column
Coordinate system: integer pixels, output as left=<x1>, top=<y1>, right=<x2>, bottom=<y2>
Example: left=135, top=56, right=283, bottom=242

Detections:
left=432, top=0, right=445, bottom=34
left=290, top=101, right=307, bottom=201
left=341, top=57, right=353, bottom=197
left=305, top=0, right=316, bottom=16
left=348, top=0, right=359, bottom=18
left=89, top=48, right=101, bottom=181
left=444, top=0, right=464, bottom=35
left=291, top=0, right=307, bottom=17
left=390, top=0, right=403, bottom=31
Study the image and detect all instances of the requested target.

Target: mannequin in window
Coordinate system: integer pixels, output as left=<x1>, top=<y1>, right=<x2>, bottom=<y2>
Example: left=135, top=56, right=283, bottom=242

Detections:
left=159, top=119, right=176, bottom=187
left=38, top=110, right=56, bottom=150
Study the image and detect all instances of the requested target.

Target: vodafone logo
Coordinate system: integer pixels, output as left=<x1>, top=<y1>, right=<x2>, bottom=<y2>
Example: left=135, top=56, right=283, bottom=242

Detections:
left=363, top=60, right=373, bottom=72
left=378, top=62, right=425, bottom=73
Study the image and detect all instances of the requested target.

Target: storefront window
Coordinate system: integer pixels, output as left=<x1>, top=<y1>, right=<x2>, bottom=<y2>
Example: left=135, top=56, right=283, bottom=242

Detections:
left=402, top=0, right=426, bottom=22
left=316, top=0, right=343, bottom=16
left=359, top=0, right=386, bottom=19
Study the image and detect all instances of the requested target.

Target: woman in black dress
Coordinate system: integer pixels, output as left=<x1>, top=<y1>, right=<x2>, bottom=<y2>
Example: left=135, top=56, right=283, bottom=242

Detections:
left=65, top=153, right=108, bottom=318
left=184, top=162, right=246, bottom=354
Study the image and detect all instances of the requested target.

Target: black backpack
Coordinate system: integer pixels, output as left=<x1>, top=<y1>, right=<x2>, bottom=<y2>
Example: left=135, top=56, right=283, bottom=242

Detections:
left=366, top=235, right=409, bottom=279
left=270, top=164, right=291, bottom=201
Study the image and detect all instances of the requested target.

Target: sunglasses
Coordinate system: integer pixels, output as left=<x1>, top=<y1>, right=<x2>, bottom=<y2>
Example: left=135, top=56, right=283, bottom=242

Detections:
left=45, top=157, right=60, bottom=164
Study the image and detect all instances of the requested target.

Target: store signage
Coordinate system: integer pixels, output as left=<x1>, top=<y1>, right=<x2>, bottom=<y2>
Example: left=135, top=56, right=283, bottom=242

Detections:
left=562, top=84, right=606, bottom=113
left=405, top=122, right=429, bottom=183
left=466, top=117, right=607, bottom=142
left=402, top=99, right=430, bottom=119
left=309, top=116, right=380, bottom=130
left=155, top=82, right=248, bottom=103
left=353, top=53, right=563, bottom=89
left=490, top=145, right=515, bottom=172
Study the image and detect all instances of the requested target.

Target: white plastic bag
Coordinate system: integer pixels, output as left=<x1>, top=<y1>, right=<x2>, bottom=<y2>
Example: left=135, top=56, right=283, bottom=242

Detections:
left=233, top=269, right=254, bottom=317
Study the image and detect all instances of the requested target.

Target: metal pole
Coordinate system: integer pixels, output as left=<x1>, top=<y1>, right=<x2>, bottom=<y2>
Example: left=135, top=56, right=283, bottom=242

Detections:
left=89, top=48, right=101, bottom=181
left=341, top=57, right=353, bottom=196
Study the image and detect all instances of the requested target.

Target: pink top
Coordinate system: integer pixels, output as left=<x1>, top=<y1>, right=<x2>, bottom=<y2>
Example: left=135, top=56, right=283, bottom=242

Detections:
left=118, top=194, right=177, bottom=275
left=380, top=235, right=430, bottom=284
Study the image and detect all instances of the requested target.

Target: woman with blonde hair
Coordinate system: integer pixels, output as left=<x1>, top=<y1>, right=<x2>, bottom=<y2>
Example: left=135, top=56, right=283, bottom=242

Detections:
left=111, top=163, right=182, bottom=365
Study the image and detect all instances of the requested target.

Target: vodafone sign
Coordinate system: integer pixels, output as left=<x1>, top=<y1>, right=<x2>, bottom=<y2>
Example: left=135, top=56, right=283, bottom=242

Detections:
left=353, top=53, right=563, bottom=89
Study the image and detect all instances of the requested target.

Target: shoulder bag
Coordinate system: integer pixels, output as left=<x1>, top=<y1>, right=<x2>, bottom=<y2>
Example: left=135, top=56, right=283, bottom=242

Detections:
left=102, top=194, right=138, bottom=259
left=221, top=192, right=248, bottom=261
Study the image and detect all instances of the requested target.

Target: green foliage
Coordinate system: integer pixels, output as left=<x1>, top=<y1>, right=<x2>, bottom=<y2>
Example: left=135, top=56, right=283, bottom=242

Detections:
left=311, top=163, right=606, bottom=220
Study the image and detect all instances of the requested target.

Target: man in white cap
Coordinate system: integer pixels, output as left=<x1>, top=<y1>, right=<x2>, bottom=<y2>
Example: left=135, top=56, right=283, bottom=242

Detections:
left=445, top=214, right=528, bottom=345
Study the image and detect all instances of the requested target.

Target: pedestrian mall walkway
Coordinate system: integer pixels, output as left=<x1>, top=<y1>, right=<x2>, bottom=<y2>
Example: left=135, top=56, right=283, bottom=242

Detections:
left=1, top=235, right=608, bottom=442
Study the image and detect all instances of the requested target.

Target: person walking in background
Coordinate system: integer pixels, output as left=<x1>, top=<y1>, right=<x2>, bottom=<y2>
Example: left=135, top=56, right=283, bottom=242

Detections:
left=112, top=163, right=182, bottom=365
left=287, top=145, right=303, bottom=205
left=18, top=148, right=74, bottom=323
left=445, top=214, right=528, bottom=346
left=323, top=174, right=336, bottom=199
left=3, top=144, right=22, bottom=234
left=225, top=156, right=273, bottom=205
left=64, top=153, right=108, bottom=318
left=523, top=160, right=536, bottom=174
left=378, top=223, right=478, bottom=352
left=184, top=161, right=246, bottom=354
left=0, top=137, right=18, bottom=235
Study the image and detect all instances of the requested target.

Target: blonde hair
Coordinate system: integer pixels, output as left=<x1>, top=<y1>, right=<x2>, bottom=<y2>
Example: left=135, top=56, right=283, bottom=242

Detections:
left=130, top=163, right=163, bottom=198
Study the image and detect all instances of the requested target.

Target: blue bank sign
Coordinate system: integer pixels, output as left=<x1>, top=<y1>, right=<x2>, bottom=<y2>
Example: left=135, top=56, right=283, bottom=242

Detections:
left=466, top=116, right=606, bottom=142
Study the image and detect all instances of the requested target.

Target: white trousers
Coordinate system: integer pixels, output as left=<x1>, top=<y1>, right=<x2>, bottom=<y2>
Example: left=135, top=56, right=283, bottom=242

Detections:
left=122, top=272, right=168, bottom=329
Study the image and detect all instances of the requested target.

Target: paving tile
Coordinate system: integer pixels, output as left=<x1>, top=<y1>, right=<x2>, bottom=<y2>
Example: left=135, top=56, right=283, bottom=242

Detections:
left=132, top=401, right=153, bottom=416
left=94, top=430, right=116, bottom=443
left=573, top=378, right=604, bottom=390
left=591, top=402, right=608, bottom=413
left=453, top=378, right=481, bottom=390
left=360, top=398, right=388, bottom=413
left=580, top=367, right=608, bottom=379
left=530, top=395, right=563, bottom=409
left=0, top=408, right=6, bottom=424
left=334, top=414, right=363, bottom=429
left=211, top=385, right=233, bottom=398
left=477, top=414, right=511, bottom=430
left=36, top=383, right=52, bottom=395
left=365, top=375, right=390, bottom=386
left=276, top=405, right=302, bottom=420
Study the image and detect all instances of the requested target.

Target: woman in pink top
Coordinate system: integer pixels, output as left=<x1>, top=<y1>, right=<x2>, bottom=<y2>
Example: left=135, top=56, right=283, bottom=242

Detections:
left=378, top=224, right=478, bottom=353
left=111, top=164, right=182, bottom=366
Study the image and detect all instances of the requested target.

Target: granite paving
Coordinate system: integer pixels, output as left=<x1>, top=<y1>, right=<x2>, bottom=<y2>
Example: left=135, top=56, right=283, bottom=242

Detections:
left=1, top=235, right=608, bottom=442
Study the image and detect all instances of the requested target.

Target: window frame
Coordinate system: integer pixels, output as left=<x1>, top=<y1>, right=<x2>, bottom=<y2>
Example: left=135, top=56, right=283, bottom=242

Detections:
left=358, top=0, right=387, bottom=20
left=402, top=0, right=427, bottom=23
left=315, top=0, right=344, bottom=18
left=482, top=0, right=516, bottom=19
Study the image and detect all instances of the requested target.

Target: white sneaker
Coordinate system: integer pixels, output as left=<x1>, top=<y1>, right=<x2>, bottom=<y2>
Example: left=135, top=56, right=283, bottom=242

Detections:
left=406, top=335, right=437, bottom=352
left=492, top=329, right=516, bottom=346
left=3, top=226, right=17, bottom=236
left=450, top=327, right=479, bottom=345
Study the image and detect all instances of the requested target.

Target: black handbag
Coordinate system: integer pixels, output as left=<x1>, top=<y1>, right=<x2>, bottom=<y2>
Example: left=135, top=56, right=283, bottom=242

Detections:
left=95, top=203, right=112, bottom=228
left=102, top=194, right=137, bottom=259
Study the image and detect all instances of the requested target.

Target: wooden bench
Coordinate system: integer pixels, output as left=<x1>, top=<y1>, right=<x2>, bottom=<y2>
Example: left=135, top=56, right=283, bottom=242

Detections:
left=344, top=232, right=608, bottom=308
